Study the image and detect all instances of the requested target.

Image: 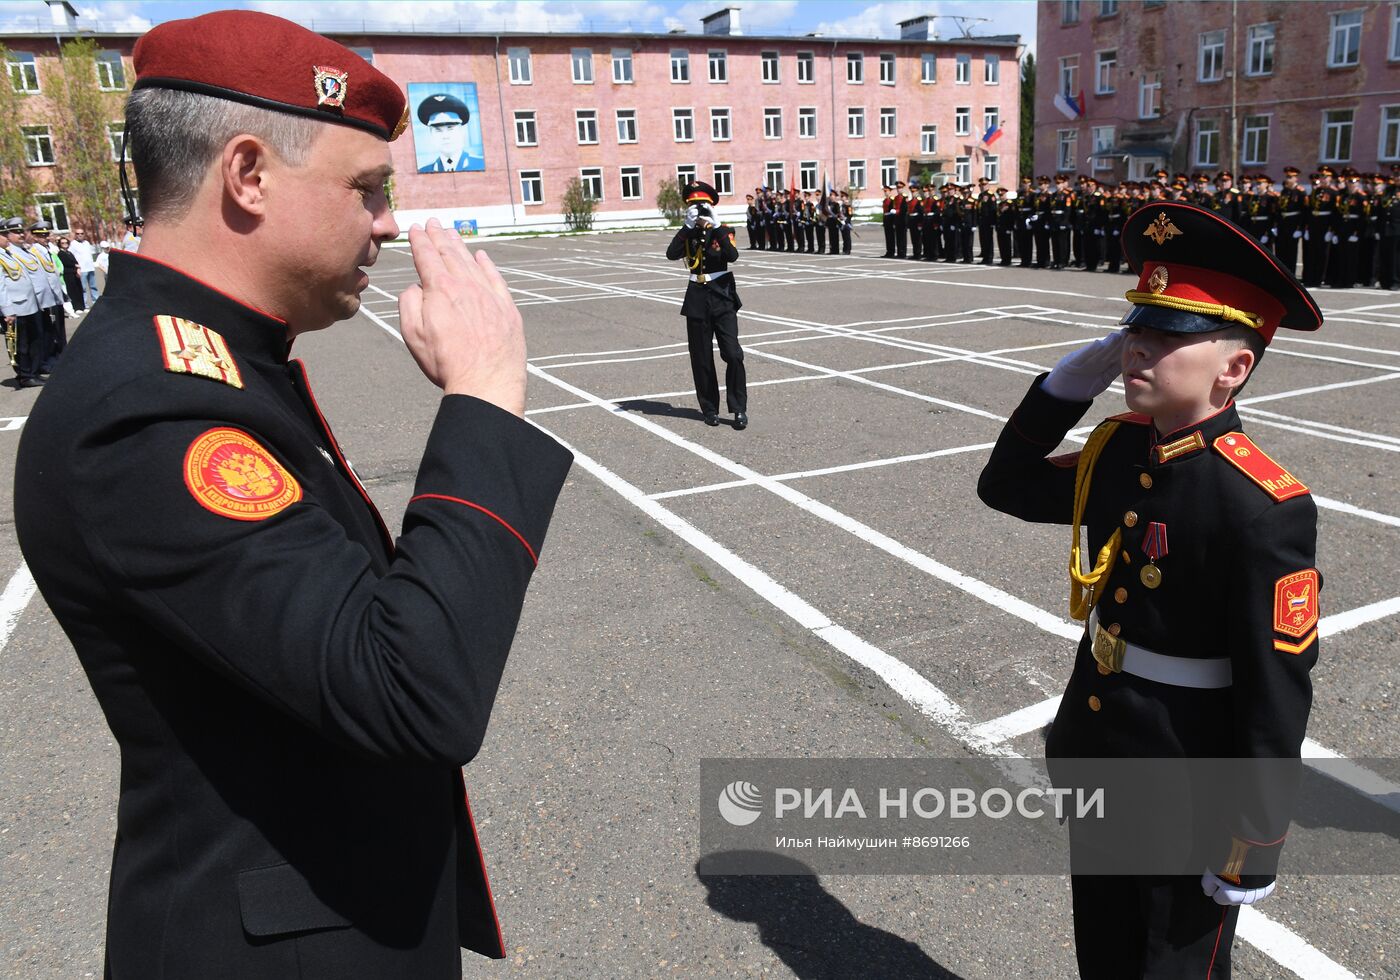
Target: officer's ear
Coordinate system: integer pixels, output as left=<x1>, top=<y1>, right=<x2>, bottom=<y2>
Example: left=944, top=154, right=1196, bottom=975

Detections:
left=219, top=134, right=275, bottom=221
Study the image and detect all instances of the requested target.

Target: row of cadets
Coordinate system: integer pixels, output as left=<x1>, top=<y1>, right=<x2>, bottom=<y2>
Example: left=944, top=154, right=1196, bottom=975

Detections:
left=743, top=185, right=853, bottom=255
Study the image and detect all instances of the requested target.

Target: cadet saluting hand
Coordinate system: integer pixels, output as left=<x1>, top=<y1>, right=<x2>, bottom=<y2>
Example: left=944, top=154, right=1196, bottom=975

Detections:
left=400, top=217, right=526, bottom=416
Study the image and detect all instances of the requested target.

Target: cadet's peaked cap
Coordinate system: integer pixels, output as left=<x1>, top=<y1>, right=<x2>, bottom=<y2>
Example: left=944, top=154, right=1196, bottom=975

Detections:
left=133, top=10, right=408, bottom=141
left=418, top=93, right=469, bottom=126
left=2, top=217, right=24, bottom=231
left=683, top=180, right=718, bottom=204
left=29, top=220, right=50, bottom=232
left=1120, top=202, right=1321, bottom=345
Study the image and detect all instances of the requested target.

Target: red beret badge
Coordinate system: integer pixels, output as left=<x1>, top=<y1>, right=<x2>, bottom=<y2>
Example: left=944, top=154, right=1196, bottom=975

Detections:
left=313, top=65, right=348, bottom=108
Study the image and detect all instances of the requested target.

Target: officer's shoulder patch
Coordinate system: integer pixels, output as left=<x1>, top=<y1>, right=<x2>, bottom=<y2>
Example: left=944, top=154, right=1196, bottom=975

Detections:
left=1107, top=411, right=1152, bottom=425
left=183, top=427, right=301, bottom=521
left=1273, top=569, right=1320, bottom=654
left=1212, top=432, right=1309, bottom=502
left=153, top=315, right=244, bottom=389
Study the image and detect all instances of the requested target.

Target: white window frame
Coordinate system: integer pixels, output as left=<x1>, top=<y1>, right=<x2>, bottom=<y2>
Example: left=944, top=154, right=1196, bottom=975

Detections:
left=22, top=125, right=54, bottom=166
left=95, top=51, right=125, bottom=91
left=713, top=162, right=734, bottom=196
left=1062, top=0, right=1081, bottom=24
left=571, top=48, right=594, bottom=84
left=1096, top=49, right=1116, bottom=94
left=847, top=52, right=864, bottom=84
left=1246, top=24, right=1276, bottom=76
left=1139, top=72, right=1161, bottom=119
left=711, top=106, right=732, bottom=142
left=575, top=109, right=599, bottom=145
left=879, top=52, right=896, bottom=85
left=616, top=108, right=638, bottom=144
left=1321, top=108, right=1355, bottom=162
left=954, top=106, right=971, bottom=136
left=620, top=165, right=642, bottom=200
left=983, top=155, right=999, bottom=183
left=797, top=51, right=815, bottom=84
left=847, top=106, right=866, bottom=138
left=764, top=161, right=786, bottom=191
left=35, top=193, right=68, bottom=233
left=799, top=160, right=819, bottom=191
left=107, top=121, right=126, bottom=162
left=848, top=158, right=866, bottom=189
left=612, top=49, right=634, bottom=84
left=1057, top=129, right=1077, bottom=171
left=508, top=47, right=532, bottom=85
left=1329, top=10, right=1363, bottom=68
left=921, top=53, right=937, bottom=84
left=1195, top=117, right=1221, bottom=167
left=920, top=124, right=937, bottom=155
left=1059, top=55, right=1079, bottom=97
left=761, top=51, right=780, bottom=83
left=985, top=54, right=1000, bottom=84
left=1100, top=0, right=1119, bottom=14
left=676, top=164, right=698, bottom=189
left=798, top=106, right=817, bottom=139
left=1391, top=6, right=1400, bottom=61
left=520, top=169, right=543, bottom=204
left=764, top=107, right=783, bottom=140
left=879, top=107, right=896, bottom=138
left=708, top=49, right=728, bottom=83
left=984, top=106, right=1000, bottom=133
left=1380, top=105, right=1400, bottom=160
left=955, top=155, right=971, bottom=183
left=955, top=53, right=971, bottom=84
left=880, top=158, right=898, bottom=188
left=673, top=107, right=695, bottom=142
left=671, top=49, right=690, bottom=83
left=1198, top=29, right=1225, bottom=82
left=579, top=166, right=603, bottom=201
left=8, top=52, right=39, bottom=93
left=514, top=110, right=537, bottom=147
left=1242, top=114, right=1270, bottom=165
left=1091, top=125, right=1114, bottom=171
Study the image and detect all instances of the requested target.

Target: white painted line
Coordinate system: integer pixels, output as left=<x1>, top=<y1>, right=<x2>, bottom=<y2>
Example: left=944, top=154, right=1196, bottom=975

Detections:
left=1237, top=406, right=1400, bottom=449
left=0, top=562, right=37, bottom=651
left=1238, top=372, right=1400, bottom=406
left=1236, top=907, right=1362, bottom=980
left=0, top=415, right=27, bottom=432
left=969, top=695, right=1062, bottom=745
left=1311, top=495, right=1400, bottom=528
left=1319, top=595, right=1400, bottom=637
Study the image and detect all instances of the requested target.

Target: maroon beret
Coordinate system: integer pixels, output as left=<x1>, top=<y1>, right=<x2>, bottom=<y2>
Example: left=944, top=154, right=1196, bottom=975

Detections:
left=133, top=10, right=407, bottom=142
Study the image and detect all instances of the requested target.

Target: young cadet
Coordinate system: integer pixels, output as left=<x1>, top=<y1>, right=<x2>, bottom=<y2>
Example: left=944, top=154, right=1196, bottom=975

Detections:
left=978, top=202, right=1323, bottom=978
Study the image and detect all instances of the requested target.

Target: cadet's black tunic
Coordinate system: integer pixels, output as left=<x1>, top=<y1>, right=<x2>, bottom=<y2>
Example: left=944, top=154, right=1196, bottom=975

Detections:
left=14, top=251, right=572, bottom=978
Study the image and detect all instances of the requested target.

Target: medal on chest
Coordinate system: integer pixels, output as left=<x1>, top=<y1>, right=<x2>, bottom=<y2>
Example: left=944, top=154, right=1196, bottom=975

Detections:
left=1140, top=521, right=1167, bottom=588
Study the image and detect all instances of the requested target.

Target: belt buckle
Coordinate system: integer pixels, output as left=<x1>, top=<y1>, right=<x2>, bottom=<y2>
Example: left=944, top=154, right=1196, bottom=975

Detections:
left=1092, top=624, right=1125, bottom=674
left=696, top=273, right=708, bottom=284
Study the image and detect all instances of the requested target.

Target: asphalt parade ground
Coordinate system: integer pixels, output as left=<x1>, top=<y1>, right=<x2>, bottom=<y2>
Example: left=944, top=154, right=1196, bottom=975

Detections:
left=3, top=227, right=1398, bottom=978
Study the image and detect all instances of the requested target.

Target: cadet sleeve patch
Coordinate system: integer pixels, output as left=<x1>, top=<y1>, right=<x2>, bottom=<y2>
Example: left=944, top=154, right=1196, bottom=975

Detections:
left=183, top=428, right=302, bottom=521
left=1272, top=569, right=1319, bottom=654
left=154, top=315, right=244, bottom=389
left=1212, top=433, right=1309, bottom=502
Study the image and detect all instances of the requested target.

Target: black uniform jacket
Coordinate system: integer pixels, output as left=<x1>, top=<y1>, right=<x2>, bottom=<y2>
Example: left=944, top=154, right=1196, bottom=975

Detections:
left=666, top=224, right=742, bottom=317
left=13, top=251, right=573, bottom=977
left=978, top=377, right=1319, bottom=884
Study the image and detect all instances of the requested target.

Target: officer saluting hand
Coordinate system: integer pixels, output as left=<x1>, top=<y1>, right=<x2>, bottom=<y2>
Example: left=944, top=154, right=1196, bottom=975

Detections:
left=14, top=11, right=572, bottom=976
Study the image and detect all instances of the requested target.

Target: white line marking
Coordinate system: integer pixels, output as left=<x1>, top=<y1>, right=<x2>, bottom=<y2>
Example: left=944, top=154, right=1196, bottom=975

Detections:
left=0, top=415, right=27, bottom=432
left=1236, top=908, right=1362, bottom=980
left=969, top=696, right=1061, bottom=745
left=1310, top=495, right=1400, bottom=528
left=0, top=562, right=37, bottom=651
left=1318, top=595, right=1400, bottom=637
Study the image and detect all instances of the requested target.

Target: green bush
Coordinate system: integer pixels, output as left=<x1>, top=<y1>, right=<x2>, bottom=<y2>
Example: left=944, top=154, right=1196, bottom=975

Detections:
left=656, top=179, right=685, bottom=225
left=561, top=177, right=597, bottom=231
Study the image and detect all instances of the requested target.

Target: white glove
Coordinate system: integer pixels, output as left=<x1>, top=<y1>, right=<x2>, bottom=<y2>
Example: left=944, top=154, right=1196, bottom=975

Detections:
left=1041, top=329, right=1127, bottom=402
left=1294, top=229, right=1304, bottom=239
left=695, top=203, right=715, bottom=228
left=1348, top=234, right=1359, bottom=243
left=1260, top=234, right=1269, bottom=244
left=684, top=205, right=700, bottom=229
left=1302, top=230, right=1309, bottom=241
left=1201, top=872, right=1275, bottom=907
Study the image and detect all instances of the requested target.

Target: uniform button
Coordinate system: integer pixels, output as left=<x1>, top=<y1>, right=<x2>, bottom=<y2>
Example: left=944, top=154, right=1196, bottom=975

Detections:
left=1123, top=511, right=1139, bottom=527
left=1139, top=473, right=1153, bottom=489
left=1088, top=695, right=1102, bottom=711
left=1096, top=664, right=1111, bottom=676
left=1108, top=623, right=1122, bottom=636
left=1114, top=587, right=1128, bottom=604
left=1120, top=550, right=1131, bottom=564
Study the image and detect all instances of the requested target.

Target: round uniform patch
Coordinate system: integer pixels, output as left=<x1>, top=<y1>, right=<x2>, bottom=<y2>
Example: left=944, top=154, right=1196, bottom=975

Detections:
left=183, top=428, right=302, bottom=521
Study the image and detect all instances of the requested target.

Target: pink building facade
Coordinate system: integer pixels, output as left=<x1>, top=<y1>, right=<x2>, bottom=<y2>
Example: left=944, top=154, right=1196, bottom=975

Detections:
left=1036, top=0, right=1400, bottom=184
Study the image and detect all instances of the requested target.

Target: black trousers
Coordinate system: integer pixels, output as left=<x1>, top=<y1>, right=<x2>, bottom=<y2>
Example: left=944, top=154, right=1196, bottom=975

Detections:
left=1379, top=234, right=1399, bottom=288
left=1084, top=230, right=1102, bottom=271
left=1052, top=226, right=1071, bottom=268
left=804, top=223, right=816, bottom=253
left=841, top=224, right=851, bottom=254
left=911, top=220, right=924, bottom=260
left=817, top=223, right=828, bottom=253
left=942, top=224, right=958, bottom=261
left=978, top=221, right=995, bottom=263
left=686, top=311, right=746, bottom=415
left=996, top=227, right=1012, bottom=264
left=1275, top=222, right=1302, bottom=277
left=746, top=224, right=759, bottom=249
left=1015, top=226, right=1033, bottom=266
left=40, top=304, right=65, bottom=371
left=1070, top=874, right=1240, bottom=979
left=827, top=220, right=841, bottom=255
left=961, top=227, right=974, bottom=262
left=1034, top=226, right=1052, bottom=268
left=923, top=223, right=940, bottom=261
left=882, top=219, right=895, bottom=257
left=9, top=311, right=44, bottom=381
left=894, top=217, right=908, bottom=257
left=1301, top=222, right=1330, bottom=286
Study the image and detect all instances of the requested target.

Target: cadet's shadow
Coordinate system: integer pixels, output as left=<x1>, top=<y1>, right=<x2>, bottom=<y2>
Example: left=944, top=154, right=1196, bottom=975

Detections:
left=615, top=399, right=707, bottom=423
left=696, top=852, right=961, bottom=980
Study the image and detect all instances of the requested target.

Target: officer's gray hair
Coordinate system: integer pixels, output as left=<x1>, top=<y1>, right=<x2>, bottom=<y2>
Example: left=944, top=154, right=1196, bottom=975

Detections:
left=125, top=88, right=324, bottom=222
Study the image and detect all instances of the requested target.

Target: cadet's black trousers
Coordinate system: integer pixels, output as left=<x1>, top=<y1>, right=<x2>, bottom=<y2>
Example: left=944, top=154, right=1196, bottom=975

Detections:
left=1070, top=874, right=1240, bottom=979
left=882, top=219, right=895, bottom=257
left=687, top=312, right=746, bottom=415
left=9, top=311, right=44, bottom=381
left=40, top=304, right=65, bottom=371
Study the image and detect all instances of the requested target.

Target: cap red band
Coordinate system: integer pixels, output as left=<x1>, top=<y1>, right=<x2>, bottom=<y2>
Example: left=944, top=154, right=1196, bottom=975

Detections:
left=1134, top=261, right=1287, bottom=342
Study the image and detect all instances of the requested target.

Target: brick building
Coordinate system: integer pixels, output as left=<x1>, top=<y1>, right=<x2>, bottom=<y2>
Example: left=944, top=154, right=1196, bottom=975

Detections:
left=1035, top=0, right=1400, bottom=183
left=2, top=4, right=1023, bottom=234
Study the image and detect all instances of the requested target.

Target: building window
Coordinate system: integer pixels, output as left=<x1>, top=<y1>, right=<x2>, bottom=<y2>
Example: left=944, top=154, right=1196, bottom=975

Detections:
left=983, top=155, right=999, bottom=182
left=880, top=52, right=896, bottom=84
left=1057, top=129, right=1077, bottom=171
left=1100, top=0, right=1119, bottom=15
left=921, top=53, right=937, bottom=83
left=955, top=156, right=971, bottom=183
left=762, top=51, right=780, bottom=83
left=1195, top=118, right=1220, bottom=166
left=1242, top=115, right=1270, bottom=165
left=879, top=107, right=896, bottom=137
left=677, top=164, right=697, bottom=189
left=985, top=54, right=1000, bottom=84
left=1091, top=125, right=1114, bottom=170
left=1198, top=30, right=1225, bottom=82
left=1322, top=108, right=1354, bottom=161
left=713, top=163, right=733, bottom=196
left=1096, top=50, right=1116, bottom=93
left=572, top=48, right=594, bottom=84
left=848, top=158, right=866, bottom=188
left=8, top=52, right=39, bottom=93
left=764, top=161, right=785, bottom=191
left=800, top=160, right=818, bottom=191
left=798, top=106, right=817, bottom=139
left=920, top=124, right=937, bottom=154
left=984, top=106, right=1000, bottom=132
left=579, top=167, right=603, bottom=200
left=880, top=158, right=898, bottom=187
left=1392, top=6, right=1400, bottom=60
left=520, top=170, right=543, bottom=204
left=711, top=107, right=731, bottom=141
left=612, top=49, right=633, bottom=84
left=1058, top=55, right=1078, bottom=97
left=349, top=46, right=374, bottom=65
left=673, top=108, right=694, bottom=142
left=22, top=125, right=53, bottom=166
left=764, top=107, right=783, bottom=140
left=955, top=53, right=971, bottom=84
left=615, top=109, right=637, bottom=143
left=1330, top=10, right=1363, bottom=67
left=508, top=48, right=531, bottom=84
left=848, top=106, right=865, bottom=137
left=95, top=51, right=125, bottom=91
left=576, top=109, right=599, bottom=145
left=514, top=111, right=537, bottom=146
left=1062, top=1, right=1081, bottom=25
left=1380, top=106, right=1400, bottom=160
left=35, top=193, right=68, bottom=233
left=671, top=49, right=690, bottom=82
left=1246, top=24, right=1275, bottom=76
left=708, top=50, right=727, bottom=83
left=954, top=106, right=970, bottom=136
left=847, top=52, right=864, bottom=83
left=797, top=51, right=815, bottom=83
left=620, top=165, right=642, bottom=199
left=107, top=121, right=127, bottom=162
left=1139, top=72, right=1161, bottom=119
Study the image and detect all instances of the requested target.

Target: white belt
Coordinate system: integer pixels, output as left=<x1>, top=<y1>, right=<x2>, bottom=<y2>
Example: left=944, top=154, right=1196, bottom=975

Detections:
left=1088, top=610, right=1233, bottom=689
left=690, top=269, right=729, bottom=283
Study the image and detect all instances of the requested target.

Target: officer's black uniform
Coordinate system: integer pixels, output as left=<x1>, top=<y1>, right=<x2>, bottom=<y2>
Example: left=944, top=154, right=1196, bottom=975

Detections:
left=977, top=187, right=997, bottom=263
left=1275, top=177, right=1307, bottom=276
left=880, top=190, right=895, bottom=257
left=893, top=188, right=909, bottom=258
left=922, top=194, right=942, bottom=261
left=1014, top=185, right=1036, bottom=267
left=1378, top=180, right=1400, bottom=289
left=1302, top=181, right=1334, bottom=287
left=994, top=192, right=1015, bottom=265
left=909, top=190, right=925, bottom=260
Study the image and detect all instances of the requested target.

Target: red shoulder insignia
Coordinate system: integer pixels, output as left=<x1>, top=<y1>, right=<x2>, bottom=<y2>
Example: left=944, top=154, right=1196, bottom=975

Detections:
left=1273, top=569, right=1319, bottom=654
left=1212, top=433, right=1309, bottom=502
left=1107, top=411, right=1152, bottom=425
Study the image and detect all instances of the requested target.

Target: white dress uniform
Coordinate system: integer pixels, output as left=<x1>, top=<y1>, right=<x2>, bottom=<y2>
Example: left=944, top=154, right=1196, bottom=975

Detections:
left=0, top=239, right=44, bottom=383
left=24, top=237, right=65, bottom=371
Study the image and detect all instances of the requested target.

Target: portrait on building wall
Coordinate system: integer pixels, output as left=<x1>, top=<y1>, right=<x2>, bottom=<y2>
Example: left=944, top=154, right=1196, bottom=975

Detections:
left=407, top=82, right=485, bottom=173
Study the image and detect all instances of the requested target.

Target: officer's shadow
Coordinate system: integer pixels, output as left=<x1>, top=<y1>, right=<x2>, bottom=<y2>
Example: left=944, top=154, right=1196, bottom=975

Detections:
left=615, top=399, right=710, bottom=424
left=696, top=852, right=962, bottom=979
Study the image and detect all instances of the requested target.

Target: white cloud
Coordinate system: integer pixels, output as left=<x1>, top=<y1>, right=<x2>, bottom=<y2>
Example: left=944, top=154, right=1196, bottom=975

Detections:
left=812, top=0, right=1033, bottom=47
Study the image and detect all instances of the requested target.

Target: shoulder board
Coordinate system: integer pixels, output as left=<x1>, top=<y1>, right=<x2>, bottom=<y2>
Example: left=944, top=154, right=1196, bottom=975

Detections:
left=153, top=315, right=244, bottom=389
left=1213, top=433, right=1309, bottom=502
left=1107, top=411, right=1152, bottom=425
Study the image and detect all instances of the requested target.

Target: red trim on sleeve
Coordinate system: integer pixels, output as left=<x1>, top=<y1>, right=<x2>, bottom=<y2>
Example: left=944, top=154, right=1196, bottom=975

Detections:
left=409, top=493, right=538, bottom=566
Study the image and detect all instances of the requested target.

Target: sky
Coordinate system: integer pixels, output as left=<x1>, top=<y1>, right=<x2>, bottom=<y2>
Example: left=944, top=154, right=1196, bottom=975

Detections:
left=0, top=0, right=1038, bottom=53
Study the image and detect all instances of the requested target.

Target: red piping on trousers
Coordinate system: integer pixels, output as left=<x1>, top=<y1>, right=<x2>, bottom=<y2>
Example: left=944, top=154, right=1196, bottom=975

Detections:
left=1206, top=907, right=1229, bottom=978
left=408, top=494, right=538, bottom=566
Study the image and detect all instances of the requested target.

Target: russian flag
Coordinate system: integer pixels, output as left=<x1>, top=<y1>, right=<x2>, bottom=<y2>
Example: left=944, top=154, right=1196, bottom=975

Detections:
left=981, top=123, right=1004, bottom=146
left=1053, top=89, right=1085, bottom=120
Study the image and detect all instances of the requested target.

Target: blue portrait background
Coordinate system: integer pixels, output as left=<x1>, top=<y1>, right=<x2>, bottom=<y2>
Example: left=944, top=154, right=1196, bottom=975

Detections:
left=408, top=81, right=486, bottom=173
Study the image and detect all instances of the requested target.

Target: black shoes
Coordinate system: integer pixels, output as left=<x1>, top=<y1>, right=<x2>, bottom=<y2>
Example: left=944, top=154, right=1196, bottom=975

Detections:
left=703, top=411, right=720, bottom=426
left=16, top=377, right=45, bottom=389
left=733, top=412, right=748, bottom=430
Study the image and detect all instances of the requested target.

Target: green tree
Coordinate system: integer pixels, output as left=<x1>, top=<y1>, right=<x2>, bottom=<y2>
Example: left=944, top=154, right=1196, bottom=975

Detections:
left=560, top=176, right=597, bottom=231
left=1019, top=52, right=1036, bottom=183
left=51, top=37, right=126, bottom=234
left=0, top=45, right=37, bottom=220
left=655, top=178, right=684, bottom=225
